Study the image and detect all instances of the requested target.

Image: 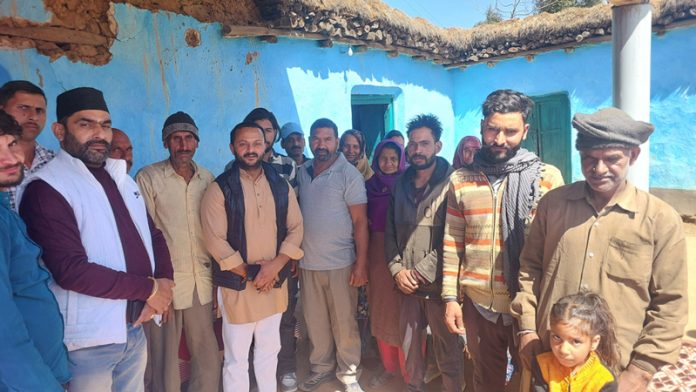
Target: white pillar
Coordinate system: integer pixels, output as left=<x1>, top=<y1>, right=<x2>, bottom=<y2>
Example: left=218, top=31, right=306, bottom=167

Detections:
left=612, top=1, right=652, bottom=190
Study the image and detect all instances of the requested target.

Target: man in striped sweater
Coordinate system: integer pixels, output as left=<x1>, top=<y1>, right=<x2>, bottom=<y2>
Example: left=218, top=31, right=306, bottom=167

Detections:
left=442, top=90, right=564, bottom=391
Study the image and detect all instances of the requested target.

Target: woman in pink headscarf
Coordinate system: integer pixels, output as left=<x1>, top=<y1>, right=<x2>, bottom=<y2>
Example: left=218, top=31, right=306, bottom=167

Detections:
left=452, top=135, right=482, bottom=169
left=365, top=140, right=408, bottom=387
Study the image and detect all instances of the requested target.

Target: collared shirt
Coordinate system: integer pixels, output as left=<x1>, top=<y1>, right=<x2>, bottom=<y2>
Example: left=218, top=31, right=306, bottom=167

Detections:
left=0, top=191, right=70, bottom=390
left=8, top=143, right=55, bottom=210
left=511, top=181, right=687, bottom=374
left=200, top=168, right=303, bottom=324
left=296, top=154, right=367, bottom=271
left=136, top=159, right=215, bottom=309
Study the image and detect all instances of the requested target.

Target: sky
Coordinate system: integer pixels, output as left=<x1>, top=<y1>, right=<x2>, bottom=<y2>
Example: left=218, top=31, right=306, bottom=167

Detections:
left=380, top=0, right=536, bottom=28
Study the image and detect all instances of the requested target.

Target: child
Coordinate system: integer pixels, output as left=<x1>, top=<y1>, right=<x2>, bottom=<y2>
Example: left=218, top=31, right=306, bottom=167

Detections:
left=532, top=292, right=620, bottom=392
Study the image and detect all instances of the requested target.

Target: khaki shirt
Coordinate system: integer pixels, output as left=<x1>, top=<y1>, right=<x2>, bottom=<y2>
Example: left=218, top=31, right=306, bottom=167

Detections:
left=511, top=181, right=687, bottom=374
left=136, top=159, right=215, bottom=309
left=200, top=169, right=303, bottom=324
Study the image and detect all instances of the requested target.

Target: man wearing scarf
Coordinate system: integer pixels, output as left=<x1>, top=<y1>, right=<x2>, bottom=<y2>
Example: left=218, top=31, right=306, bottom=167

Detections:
left=442, top=89, right=564, bottom=391
left=511, top=108, right=687, bottom=391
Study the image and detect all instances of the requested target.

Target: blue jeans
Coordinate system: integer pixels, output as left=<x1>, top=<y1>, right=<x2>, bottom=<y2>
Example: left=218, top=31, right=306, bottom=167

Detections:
left=68, top=324, right=147, bottom=392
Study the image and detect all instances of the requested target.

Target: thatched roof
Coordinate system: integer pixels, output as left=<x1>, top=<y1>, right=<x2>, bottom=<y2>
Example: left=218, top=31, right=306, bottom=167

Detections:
left=226, top=0, right=696, bottom=67
left=1, top=0, right=694, bottom=66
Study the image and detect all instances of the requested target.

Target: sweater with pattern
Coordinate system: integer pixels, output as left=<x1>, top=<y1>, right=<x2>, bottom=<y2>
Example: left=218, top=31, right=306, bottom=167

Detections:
left=441, top=164, right=563, bottom=312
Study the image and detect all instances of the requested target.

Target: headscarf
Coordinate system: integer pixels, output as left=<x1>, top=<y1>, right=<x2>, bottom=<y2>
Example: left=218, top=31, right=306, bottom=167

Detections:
left=452, top=135, right=482, bottom=169
left=366, top=140, right=406, bottom=232
left=341, top=129, right=374, bottom=180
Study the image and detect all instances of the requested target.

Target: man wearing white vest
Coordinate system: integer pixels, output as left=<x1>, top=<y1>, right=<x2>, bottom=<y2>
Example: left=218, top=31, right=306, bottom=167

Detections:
left=18, top=87, right=175, bottom=392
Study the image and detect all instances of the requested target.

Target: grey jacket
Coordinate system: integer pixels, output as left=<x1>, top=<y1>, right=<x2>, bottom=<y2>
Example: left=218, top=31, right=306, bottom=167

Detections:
left=385, top=157, right=453, bottom=299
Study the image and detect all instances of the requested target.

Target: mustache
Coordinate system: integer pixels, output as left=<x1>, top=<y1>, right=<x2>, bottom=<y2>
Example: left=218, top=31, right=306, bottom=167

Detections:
left=314, top=148, right=329, bottom=154
left=0, top=162, right=22, bottom=171
left=86, top=140, right=109, bottom=148
left=243, top=153, right=258, bottom=159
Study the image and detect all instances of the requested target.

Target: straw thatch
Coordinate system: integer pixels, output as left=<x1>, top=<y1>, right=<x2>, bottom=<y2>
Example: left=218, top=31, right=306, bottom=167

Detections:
left=239, top=0, right=696, bottom=67
left=1, top=0, right=694, bottom=66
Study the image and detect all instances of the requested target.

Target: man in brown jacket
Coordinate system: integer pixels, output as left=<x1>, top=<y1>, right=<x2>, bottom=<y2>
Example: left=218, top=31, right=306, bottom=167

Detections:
left=511, top=107, right=688, bottom=392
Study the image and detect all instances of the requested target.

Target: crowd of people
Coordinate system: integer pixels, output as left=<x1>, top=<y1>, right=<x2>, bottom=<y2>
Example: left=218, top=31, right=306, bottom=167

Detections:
left=0, top=80, right=688, bottom=392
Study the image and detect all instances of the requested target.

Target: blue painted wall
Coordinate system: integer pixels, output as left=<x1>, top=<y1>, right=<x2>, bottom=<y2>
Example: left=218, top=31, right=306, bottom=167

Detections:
left=453, top=26, right=696, bottom=188
left=0, top=3, right=456, bottom=175
left=1, top=2, right=694, bottom=190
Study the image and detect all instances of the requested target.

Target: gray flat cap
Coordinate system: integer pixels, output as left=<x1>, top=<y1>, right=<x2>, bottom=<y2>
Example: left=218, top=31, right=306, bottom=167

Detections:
left=573, top=107, right=654, bottom=150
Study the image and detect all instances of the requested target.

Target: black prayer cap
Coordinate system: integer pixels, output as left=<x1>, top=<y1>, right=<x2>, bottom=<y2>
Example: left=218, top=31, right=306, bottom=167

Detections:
left=573, top=107, right=654, bottom=150
left=56, top=87, right=109, bottom=121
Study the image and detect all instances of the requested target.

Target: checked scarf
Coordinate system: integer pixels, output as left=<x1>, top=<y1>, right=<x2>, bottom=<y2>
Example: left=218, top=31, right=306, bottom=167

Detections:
left=469, top=148, right=542, bottom=295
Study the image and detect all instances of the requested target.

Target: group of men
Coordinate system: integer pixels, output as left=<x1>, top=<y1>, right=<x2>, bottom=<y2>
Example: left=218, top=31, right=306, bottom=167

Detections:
left=0, top=80, right=687, bottom=392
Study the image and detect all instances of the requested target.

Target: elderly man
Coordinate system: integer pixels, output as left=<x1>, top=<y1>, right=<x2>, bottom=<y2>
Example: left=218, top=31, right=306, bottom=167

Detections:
left=0, top=80, right=54, bottom=209
left=136, top=111, right=220, bottom=392
left=110, top=128, right=134, bottom=173
left=297, top=118, right=368, bottom=392
left=18, top=87, right=174, bottom=392
left=0, top=110, right=70, bottom=391
left=511, top=107, right=687, bottom=391
left=201, top=121, right=303, bottom=392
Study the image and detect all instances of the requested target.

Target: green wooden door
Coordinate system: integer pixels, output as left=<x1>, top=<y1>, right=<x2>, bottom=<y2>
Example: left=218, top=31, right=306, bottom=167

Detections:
left=351, top=95, right=394, bottom=159
left=523, top=93, right=572, bottom=183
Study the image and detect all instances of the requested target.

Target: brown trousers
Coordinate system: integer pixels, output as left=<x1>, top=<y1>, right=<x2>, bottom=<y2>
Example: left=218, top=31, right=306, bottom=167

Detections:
left=148, top=290, right=221, bottom=392
left=462, top=295, right=520, bottom=392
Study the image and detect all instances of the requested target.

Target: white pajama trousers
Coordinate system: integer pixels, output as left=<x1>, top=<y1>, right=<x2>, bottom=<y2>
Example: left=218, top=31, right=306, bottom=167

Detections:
left=218, top=289, right=282, bottom=392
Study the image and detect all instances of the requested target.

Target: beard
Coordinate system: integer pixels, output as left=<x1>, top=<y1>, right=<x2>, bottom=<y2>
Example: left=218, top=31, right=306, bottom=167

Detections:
left=63, top=130, right=110, bottom=167
left=479, top=143, right=520, bottom=164
left=0, top=163, right=24, bottom=187
left=408, top=153, right=436, bottom=170
left=236, top=153, right=262, bottom=170
left=313, top=148, right=335, bottom=162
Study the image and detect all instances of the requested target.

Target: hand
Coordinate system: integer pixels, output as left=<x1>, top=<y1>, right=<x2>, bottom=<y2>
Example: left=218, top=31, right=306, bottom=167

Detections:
left=394, top=269, right=418, bottom=294
left=146, top=278, right=175, bottom=314
left=161, top=307, right=172, bottom=324
left=350, top=262, right=368, bottom=287
left=290, top=260, right=299, bottom=278
left=254, top=259, right=282, bottom=291
left=212, top=285, right=219, bottom=318
left=618, top=364, right=652, bottom=392
left=518, top=331, right=542, bottom=371
left=230, top=263, right=247, bottom=279
left=133, top=303, right=157, bottom=327
left=444, top=301, right=465, bottom=334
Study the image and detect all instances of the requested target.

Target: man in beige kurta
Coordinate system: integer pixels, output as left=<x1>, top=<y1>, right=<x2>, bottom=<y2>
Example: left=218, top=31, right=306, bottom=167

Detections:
left=511, top=108, right=687, bottom=391
left=201, top=122, right=303, bottom=392
left=136, top=111, right=220, bottom=392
